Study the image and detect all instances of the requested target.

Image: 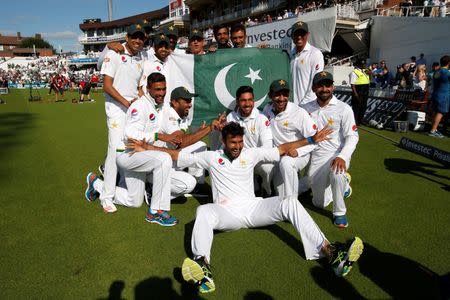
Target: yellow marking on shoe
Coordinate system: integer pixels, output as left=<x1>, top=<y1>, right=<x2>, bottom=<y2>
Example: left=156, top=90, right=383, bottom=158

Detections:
left=181, top=258, right=204, bottom=283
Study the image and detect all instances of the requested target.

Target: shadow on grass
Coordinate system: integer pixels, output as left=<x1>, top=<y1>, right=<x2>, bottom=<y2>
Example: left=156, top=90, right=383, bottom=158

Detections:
left=0, top=112, right=35, bottom=179
left=97, top=280, right=125, bottom=300
left=244, top=291, right=274, bottom=299
left=100, top=275, right=205, bottom=300
left=384, top=158, right=450, bottom=191
left=311, top=242, right=447, bottom=299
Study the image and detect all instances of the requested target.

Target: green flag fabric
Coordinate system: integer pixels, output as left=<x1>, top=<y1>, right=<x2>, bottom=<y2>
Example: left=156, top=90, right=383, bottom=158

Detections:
left=166, top=48, right=291, bottom=126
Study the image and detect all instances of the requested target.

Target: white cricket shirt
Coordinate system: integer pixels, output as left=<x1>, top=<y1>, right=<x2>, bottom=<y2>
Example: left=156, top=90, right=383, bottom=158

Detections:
left=101, top=44, right=145, bottom=111
left=117, top=94, right=161, bottom=149
left=226, top=107, right=273, bottom=148
left=301, top=96, right=359, bottom=164
left=178, top=148, right=280, bottom=205
left=291, top=42, right=324, bottom=105
left=263, top=101, right=317, bottom=156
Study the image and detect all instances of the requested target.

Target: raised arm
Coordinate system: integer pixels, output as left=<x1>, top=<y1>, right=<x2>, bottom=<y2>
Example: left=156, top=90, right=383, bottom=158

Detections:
left=277, top=126, right=332, bottom=156
left=126, top=138, right=181, bottom=160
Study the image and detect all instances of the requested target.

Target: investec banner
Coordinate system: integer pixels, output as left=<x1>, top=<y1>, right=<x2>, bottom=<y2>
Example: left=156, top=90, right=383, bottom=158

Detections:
left=245, top=7, right=337, bottom=52
left=399, top=137, right=450, bottom=165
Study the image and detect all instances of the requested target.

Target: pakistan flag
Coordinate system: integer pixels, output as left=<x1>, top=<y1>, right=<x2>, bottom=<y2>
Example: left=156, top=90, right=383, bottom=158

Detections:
left=165, top=48, right=291, bottom=126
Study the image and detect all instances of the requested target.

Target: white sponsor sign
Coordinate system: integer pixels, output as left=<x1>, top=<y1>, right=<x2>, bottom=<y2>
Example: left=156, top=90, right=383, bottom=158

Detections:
left=246, top=7, right=337, bottom=52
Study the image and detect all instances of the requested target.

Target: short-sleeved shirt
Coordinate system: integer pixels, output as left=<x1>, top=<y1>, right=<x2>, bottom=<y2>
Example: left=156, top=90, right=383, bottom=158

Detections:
left=139, top=56, right=166, bottom=94
left=101, top=43, right=145, bottom=111
left=226, top=108, right=273, bottom=148
left=291, top=42, right=324, bottom=105
left=154, top=105, right=189, bottom=149
left=301, top=96, right=359, bottom=163
left=178, top=148, right=280, bottom=205
left=263, top=101, right=317, bottom=156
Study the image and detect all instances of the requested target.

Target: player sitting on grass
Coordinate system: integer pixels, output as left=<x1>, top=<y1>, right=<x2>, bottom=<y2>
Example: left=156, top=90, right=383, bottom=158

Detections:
left=126, top=122, right=364, bottom=294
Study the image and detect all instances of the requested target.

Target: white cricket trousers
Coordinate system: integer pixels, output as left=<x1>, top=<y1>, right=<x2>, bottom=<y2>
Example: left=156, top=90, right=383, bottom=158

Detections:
left=276, top=154, right=311, bottom=198
left=254, top=162, right=275, bottom=195
left=308, top=154, right=349, bottom=217
left=191, top=196, right=326, bottom=263
left=100, top=101, right=127, bottom=204
left=147, top=169, right=196, bottom=199
left=116, top=150, right=172, bottom=211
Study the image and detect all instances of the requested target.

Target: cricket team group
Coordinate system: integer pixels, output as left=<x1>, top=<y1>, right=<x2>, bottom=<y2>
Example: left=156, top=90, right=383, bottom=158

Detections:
left=83, top=20, right=364, bottom=294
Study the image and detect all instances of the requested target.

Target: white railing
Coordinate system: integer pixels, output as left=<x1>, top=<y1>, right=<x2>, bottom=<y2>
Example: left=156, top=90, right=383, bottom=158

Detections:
left=328, top=52, right=366, bottom=66
left=192, top=0, right=287, bottom=28
left=78, top=32, right=127, bottom=45
left=377, top=5, right=449, bottom=17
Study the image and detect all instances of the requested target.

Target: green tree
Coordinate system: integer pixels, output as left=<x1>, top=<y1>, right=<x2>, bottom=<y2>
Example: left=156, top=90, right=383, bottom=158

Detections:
left=19, top=37, right=55, bottom=51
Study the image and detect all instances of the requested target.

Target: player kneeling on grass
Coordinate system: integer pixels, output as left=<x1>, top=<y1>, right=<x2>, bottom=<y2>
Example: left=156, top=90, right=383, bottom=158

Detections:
left=301, top=71, right=358, bottom=228
left=84, top=74, right=182, bottom=226
left=126, top=122, right=364, bottom=294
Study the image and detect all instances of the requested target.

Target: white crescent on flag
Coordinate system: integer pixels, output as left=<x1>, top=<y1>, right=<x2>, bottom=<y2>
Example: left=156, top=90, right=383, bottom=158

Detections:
left=214, top=63, right=267, bottom=109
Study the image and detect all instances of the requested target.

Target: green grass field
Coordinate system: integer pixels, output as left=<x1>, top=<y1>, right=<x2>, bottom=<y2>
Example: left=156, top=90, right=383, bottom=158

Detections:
left=1, top=89, right=449, bottom=299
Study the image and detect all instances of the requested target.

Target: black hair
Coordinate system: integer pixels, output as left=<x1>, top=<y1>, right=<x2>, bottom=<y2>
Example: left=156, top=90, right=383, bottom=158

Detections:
left=440, top=55, right=450, bottom=66
left=411, top=56, right=416, bottom=61
left=213, top=24, right=229, bottom=36
left=236, top=86, right=253, bottom=99
left=221, top=122, right=245, bottom=141
left=147, top=72, right=166, bottom=86
left=432, top=61, right=440, bottom=68
left=230, top=23, right=246, bottom=35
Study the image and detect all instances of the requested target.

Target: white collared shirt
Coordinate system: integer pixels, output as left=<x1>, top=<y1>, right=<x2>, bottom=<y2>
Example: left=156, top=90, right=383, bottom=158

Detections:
left=226, top=107, right=273, bottom=149
left=263, top=101, right=317, bottom=156
left=155, top=105, right=189, bottom=149
left=178, top=148, right=280, bottom=205
left=291, top=42, right=324, bottom=105
left=117, top=94, right=161, bottom=149
left=101, top=43, right=145, bottom=110
left=301, top=96, right=359, bottom=164
left=139, top=54, right=167, bottom=94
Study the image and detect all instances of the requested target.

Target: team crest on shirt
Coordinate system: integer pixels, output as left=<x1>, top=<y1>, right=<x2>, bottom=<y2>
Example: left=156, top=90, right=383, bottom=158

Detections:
left=218, top=158, right=225, bottom=165
left=131, top=108, right=138, bottom=117
left=265, top=120, right=270, bottom=126
left=313, top=124, right=317, bottom=130
left=327, top=118, right=334, bottom=126
left=250, top=126, right=256, bottom=134
left=352, top=124, right=358, bottom=131
left=149, top=113, right=156, bottom=121
left=104, top=57, right=110, bottom=63
left=156, top=65, right=161, bottom=71
left=300, top=59, right=305, bottom=65
left=315, top=64, right=320, bottom=70
left=239, top=159, right=247, bottom=167
left=282, top=120, right=289, bottom=128
left=121, top=56, right=127, bottom=63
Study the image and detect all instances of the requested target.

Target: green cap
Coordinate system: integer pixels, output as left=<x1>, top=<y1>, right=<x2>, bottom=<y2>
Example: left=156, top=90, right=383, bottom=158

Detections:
left=290, top=20, right=309, bottom=34
left=269, top=79, right=290, bottom=93
left=164, top=25, right=179, bottom=38
left=153, top=32, right=170, bottom=45
left=189, top=28, right=204, bottom=40
left=171, top=86, right=198, bottom=100
left=127, top=23, right=145, bottom=35
left=313, top=71, right=334, bottom=85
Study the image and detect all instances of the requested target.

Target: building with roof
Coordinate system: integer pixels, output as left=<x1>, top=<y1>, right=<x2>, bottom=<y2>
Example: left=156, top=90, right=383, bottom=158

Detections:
left=0, top=32, right=53, bottom=57
left=78, top=6, right=169, bottom=52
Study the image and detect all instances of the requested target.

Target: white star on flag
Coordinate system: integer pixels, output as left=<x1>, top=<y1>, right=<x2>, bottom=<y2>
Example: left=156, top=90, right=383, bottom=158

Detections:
left=244, top=67, right=262, bottom=85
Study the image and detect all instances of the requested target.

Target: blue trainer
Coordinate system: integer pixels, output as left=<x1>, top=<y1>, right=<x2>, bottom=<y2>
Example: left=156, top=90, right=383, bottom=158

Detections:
left=428, top=131, right=444, bottom=138
left=333, top=215, right=348, bottom=228
left=85, top=172, right=99, bottom=202
left=145, top=210, right=178, bottom=226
